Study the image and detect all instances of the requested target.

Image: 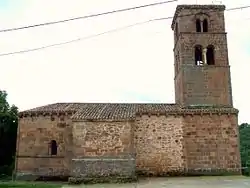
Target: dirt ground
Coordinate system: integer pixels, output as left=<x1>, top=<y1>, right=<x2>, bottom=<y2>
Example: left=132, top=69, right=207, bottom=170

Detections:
left=63, top=176, right=250, bottom=188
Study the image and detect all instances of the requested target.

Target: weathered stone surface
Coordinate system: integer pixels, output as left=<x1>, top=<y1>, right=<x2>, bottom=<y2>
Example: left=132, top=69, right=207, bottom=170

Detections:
left=134, top=115, right=184, bottom=176
left=68, top=176, right=137, bottom=184
left=70, top=157, right=136, bottom=183
left=15, top=115, right=73, bottom=178
left=183, top=114, right=241, bottom=174
left=16, top=112, right=241, bottom=180
left=72, top=121, right=134, bottom=157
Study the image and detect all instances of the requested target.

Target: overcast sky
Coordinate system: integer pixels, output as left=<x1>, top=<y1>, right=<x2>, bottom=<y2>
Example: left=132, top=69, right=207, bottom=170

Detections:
left=0, top=0, right=249, bottom=124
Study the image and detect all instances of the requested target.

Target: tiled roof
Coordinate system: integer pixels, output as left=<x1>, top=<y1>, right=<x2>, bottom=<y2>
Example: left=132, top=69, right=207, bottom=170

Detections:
left=19, top=103, right=238, bottom=120
left=20, top=103, right=83, bottom=113
left=71, top=103, right=137, bottom=121
left=72, top=103, right=181, bottom=121
left=19, top=103, right=180, bottom=120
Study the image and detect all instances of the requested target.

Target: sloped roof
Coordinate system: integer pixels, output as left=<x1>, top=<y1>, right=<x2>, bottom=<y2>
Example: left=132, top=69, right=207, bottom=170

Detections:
left=20, top=103, right=84, bottom=113
left=71, top=103, right=181, bottom=120
left=19, top=103, right=181, bottom=120
left=19, top=102, right=238, bottom=121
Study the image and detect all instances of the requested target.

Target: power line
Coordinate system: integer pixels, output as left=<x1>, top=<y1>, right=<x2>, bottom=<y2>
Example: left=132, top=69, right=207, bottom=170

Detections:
left=177, top=5, right=250, bottom=16
left=226, top=5, right=250, bottom=11
left=0, top=0, right=177, bottom=33
left=0, top=5, right=250, bottom=57
left=0, top=18, right=165, bottom=57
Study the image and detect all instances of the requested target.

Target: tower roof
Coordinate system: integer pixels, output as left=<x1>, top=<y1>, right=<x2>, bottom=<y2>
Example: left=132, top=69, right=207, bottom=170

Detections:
left=171, top=4, right=226, bottom=30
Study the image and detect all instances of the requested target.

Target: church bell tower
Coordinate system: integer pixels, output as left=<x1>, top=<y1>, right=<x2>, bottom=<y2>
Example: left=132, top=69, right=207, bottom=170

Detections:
left=171, top=5, right=233, bottom=107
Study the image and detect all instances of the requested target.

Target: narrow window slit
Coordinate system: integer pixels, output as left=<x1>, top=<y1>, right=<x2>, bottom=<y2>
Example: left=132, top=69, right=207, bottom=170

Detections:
left=50, top=140, right=57, bottom=155
left=195, top=45, right=203, bottom=65
left=203, top=19, right=208, bottom=32
left=196, top=19, right=201, bottom=32
left=206, top=45, right=215, bottom=65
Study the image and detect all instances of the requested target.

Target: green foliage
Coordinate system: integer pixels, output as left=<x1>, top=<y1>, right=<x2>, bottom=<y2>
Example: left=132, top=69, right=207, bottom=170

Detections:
left=0, top=90, right=18, bottom=177
left=239, top=123, right=250, bottom=176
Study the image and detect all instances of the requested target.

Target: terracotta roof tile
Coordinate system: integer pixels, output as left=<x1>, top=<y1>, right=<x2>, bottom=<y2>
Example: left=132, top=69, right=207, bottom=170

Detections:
left=19, top=103, right=179, bottom=120
left=72, top=103, right=137, bottom=120
left=21, top=103, right=83, bottom=114
left=136, top=104, right=180, bottom=114
left=19, top=103, right=237, bottom=120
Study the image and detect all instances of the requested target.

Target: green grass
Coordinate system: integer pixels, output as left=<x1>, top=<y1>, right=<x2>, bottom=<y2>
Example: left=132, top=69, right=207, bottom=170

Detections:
left=0, top=181, right=63, bottom=188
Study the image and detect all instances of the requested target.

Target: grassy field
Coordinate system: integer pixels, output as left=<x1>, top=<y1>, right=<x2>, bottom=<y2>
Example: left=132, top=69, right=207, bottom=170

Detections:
left=0, top=181, right=63, bottom=188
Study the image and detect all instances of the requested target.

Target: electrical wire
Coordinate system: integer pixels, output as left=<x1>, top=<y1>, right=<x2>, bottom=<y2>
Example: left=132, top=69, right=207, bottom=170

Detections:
left=0, top=18, right=165, bottom=57
left=0, top=5, right=250, bottom=57
left=0, top=0, right=177, bottom=33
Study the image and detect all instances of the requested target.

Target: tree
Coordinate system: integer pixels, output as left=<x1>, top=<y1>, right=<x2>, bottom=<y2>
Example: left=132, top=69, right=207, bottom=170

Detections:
left=0, top=90, right=18, bottom=177
left=239, top=123, right=250, bottom=175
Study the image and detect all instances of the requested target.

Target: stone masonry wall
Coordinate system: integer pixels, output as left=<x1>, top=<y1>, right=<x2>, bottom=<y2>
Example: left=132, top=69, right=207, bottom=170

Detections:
left=175, top=7, right=225, bottom=33
left=134, top=115, right=184, bottom=175
left=16, top=157, right=66, bottom=177
left=179, top=33, right=229, bottom=66
left=71, top=121, right=135, bottom=181
left=72, top=121, right=134, bottom=157
left=174, top=31, right=232, bottom=106
left=172, top=6, right=233, bottom=107
left=16, top=115, right=73, bottom=178
left=183, top=114, right=241, bottom=174
left=182, top=66, right=232, bottom=106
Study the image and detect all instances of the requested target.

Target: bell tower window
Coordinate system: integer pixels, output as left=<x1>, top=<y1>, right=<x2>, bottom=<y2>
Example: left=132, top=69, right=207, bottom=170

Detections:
left=206, top=45, right=215, bottom=65
left=203, top=19, right=208, bottom=32
left=196, top=19, right=201, bottom=32
left=195, top=45, right=203, bottom=65
left=195, top=16, right=209, bottom=32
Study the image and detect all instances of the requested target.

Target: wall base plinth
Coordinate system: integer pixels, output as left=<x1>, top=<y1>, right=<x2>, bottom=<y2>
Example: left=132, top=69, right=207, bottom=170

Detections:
left=183, top=168, right=242, bottom=176
left=15, top=172, right=69, bottom=181
left=69, top=157, right=137, bottom=184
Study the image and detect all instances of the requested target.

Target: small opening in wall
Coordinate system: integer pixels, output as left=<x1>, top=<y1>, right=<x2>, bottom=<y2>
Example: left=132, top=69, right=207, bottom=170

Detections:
left=50, top=140, right=57, bottom=155
left=203, top=19, right=208, bottom=32
left=196, top=19, right=201, bottom=32
left=206, top=45, right=215, bottom=65
left=195, top=45, right=203, bottom=65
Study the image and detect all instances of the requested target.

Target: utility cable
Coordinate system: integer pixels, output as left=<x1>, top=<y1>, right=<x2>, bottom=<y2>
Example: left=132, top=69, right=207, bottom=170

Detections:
left=0, top=18, right=165, bottom=57
left=0, top=0, right=177, bottom=33
left=0, top=5, right=250, bottom=57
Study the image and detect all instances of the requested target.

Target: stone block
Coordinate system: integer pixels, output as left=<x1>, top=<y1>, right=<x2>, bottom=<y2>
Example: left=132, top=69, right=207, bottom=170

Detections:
left=70, top=157, right=136, bottom=184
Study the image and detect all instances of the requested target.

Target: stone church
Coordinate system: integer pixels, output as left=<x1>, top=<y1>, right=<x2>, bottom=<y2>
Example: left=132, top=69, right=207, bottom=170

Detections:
left=15, top=4, right=242, bottom=182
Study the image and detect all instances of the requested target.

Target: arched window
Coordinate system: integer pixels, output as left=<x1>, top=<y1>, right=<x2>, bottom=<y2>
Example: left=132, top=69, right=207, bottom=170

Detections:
left=196, top=19, right=201, bottom=32
left=203, top=19, right=208, bottom=32
left=50, top=140, right=57, bottom=155
left=195, top=45, right=203, bottom=65
left=206, top=45, right=215, bottom=65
